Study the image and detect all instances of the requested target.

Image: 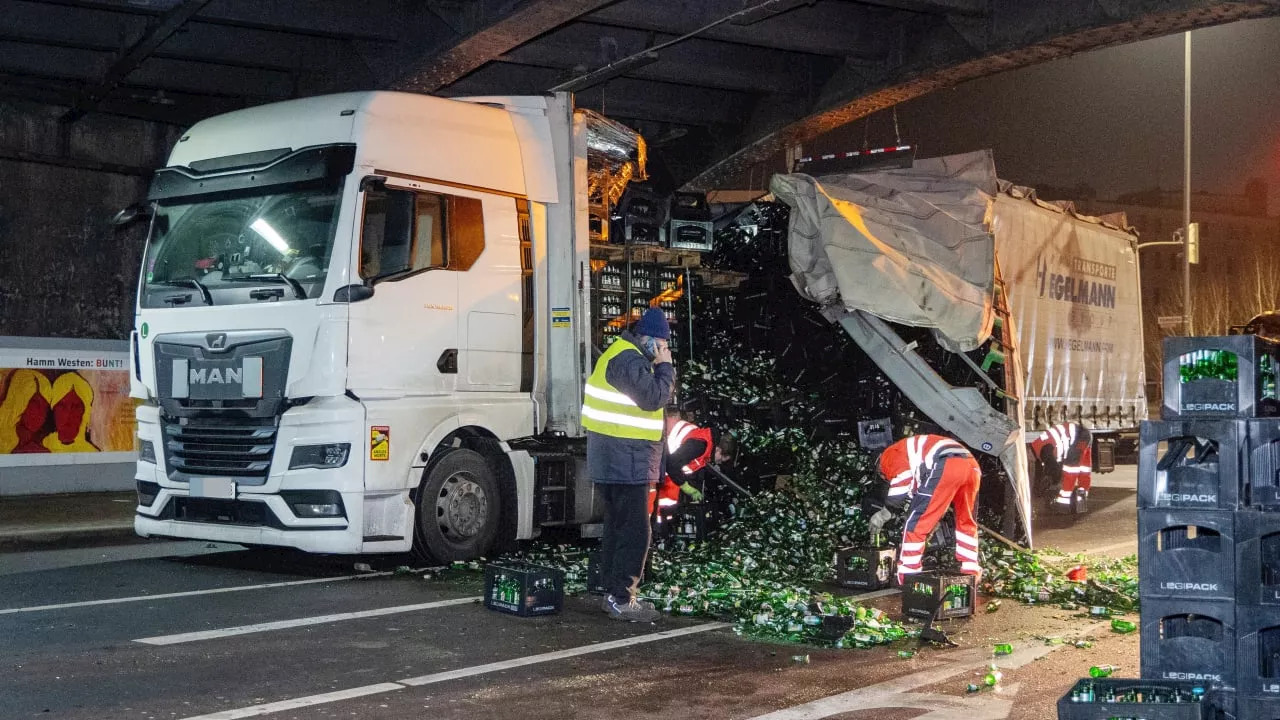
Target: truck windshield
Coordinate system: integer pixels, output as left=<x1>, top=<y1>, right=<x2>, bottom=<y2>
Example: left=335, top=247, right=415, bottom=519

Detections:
left=141, top=183, right=343, bottom=308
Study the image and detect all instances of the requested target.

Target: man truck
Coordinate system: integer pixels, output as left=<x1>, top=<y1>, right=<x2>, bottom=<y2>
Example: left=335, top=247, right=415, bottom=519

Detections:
left=128, top=91, right=670, bottom=562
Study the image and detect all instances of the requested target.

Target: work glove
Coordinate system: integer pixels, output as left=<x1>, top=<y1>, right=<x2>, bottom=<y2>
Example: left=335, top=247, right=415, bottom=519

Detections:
left=679, top=482, right=704, bottom=502
left=868, top=508, right=893, bottom=538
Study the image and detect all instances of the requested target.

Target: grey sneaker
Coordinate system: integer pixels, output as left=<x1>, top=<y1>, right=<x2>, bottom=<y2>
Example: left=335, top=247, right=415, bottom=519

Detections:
left=603, top=594, right=660, bottom=622
left=600, top=594, right=656, bottom=612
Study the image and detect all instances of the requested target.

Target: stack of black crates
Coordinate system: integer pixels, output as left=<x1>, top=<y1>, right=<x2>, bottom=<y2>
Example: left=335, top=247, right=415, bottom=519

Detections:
left=1135, top=335, right=1280, bottom=720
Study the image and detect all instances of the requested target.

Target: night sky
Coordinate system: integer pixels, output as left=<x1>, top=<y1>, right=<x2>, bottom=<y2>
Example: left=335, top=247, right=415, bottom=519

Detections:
left=807, top=16, right=1280, bottom=213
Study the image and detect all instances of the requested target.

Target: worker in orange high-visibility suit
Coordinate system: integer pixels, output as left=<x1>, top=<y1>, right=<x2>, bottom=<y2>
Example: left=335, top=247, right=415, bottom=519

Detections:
left=1030, top=423, right=1092, bottom=510
left=869, top=434, right=982, bottom=584
left=650, top=417, right=714, bottom=514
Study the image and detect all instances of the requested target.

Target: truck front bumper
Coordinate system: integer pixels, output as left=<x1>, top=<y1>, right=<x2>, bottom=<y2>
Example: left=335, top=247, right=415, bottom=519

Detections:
left=134, top=488, right=365, bottom=554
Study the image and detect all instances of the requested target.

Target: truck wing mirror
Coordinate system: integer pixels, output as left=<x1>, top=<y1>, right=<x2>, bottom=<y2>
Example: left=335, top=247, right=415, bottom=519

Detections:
left=112, top=203, right=152, bottom=228
left=333, top=284, right=374, bottom=303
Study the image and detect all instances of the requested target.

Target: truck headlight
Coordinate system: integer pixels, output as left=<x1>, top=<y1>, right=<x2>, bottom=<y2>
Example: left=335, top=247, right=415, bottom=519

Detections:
left=281, top=490, right=345, bottom=518
left=289, top=443, right=350, bottom=470
left=139, top=439, right=156, bottom=464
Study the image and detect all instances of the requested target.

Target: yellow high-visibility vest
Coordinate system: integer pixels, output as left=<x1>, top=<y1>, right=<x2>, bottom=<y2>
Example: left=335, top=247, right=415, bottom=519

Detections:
left=581, top=338, right=664, bottom=441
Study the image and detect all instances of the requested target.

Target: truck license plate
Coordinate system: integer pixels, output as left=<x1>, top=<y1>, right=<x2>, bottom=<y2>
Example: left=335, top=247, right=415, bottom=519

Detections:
left=189, top=477, right=236, bottom=499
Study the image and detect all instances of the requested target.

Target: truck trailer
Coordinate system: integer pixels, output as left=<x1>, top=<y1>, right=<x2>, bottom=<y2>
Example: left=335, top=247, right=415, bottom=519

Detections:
left=992, top=183, right=1147, bottom=441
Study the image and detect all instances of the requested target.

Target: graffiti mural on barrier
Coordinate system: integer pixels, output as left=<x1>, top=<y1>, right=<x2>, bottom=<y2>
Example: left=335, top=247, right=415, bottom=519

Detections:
left=0, top=368, right=134, bottom=454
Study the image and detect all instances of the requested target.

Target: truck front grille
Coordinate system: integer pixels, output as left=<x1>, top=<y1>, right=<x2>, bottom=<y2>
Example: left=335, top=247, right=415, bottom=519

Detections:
left=162, top=416, right=277, bottom=484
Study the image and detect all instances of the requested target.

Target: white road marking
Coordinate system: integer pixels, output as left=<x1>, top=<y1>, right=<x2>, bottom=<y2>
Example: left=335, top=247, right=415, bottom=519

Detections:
left=182, top=683, right=406, bottom=720
left=398, top=622, right=730, bottom=686
left=0, top=571, right=395, bottom=616
left=135, top=597, right=479, bottom=645
left=179, top=622, right=728, bottom=719
left=746, top=641, right=1058, bottom=720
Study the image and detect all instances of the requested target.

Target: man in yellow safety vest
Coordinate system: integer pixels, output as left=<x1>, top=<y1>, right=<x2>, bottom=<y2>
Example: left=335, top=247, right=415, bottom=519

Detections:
left=582, top=308, right=675, bottom=622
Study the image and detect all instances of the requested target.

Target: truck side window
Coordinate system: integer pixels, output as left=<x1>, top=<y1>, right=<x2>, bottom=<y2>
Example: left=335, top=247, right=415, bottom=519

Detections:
left=446, top=196, right=484, bottom=272
left=359, top=186, right=448, bottom=281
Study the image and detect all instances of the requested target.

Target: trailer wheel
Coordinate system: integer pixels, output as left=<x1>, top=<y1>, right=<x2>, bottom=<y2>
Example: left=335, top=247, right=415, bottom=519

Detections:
left=412, top=449, right=500, bottom=565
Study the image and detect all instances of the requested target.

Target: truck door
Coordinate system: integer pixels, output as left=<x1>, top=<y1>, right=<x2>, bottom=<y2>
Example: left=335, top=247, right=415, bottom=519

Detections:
left=348, top=180, right=460, bottom=396
left=455, top=195, right=524, bottom=392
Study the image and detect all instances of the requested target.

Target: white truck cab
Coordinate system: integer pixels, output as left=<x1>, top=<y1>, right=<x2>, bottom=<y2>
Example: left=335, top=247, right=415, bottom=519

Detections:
left=130, top=91, right=616, bottom=561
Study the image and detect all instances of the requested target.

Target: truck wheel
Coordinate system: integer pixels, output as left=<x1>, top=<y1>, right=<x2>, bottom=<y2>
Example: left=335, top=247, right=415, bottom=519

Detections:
left=412, top=449, right=500, bottom=565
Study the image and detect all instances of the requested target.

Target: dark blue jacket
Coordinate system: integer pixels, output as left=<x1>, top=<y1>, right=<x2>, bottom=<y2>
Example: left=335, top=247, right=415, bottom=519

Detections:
left=586, top=331, right=676, bottom=484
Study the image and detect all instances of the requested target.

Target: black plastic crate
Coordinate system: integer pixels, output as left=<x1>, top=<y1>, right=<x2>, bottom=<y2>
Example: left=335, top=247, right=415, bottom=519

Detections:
left=1057, top=678, right=1211, bottom=719
left=900, top=572, right=976, bottom=622
left=1233, top=695, right=1280, bottom=720
left=666, top=219, right=714, bottom=251
left=1162, top=336, right=1280, bottom=420
left=1236, top=606, right=1280, bottom=699
left=1210, top=689, right=1236, bottom=720
left=1139, top=509, right=1236, bottom=602
left=1237, top=511, right=1280, bottom=606
left=856, top=417, right=894, bottom=451
left=1141, top=598, right=1236, bottom=687
left=834, top=545, right=896, bottom=591
left=1139, top=420, right=1244, bottom=510
left=483, top=561, right=564, bottom=617
left=1247, top=420, right=1280, bottom=508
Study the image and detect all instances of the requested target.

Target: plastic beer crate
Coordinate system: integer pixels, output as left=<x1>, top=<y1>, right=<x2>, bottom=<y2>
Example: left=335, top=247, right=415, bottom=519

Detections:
left=1235, top=511, right=1280, bottom=606
left=1140, top=598, right=1236, bottom=688
left=1056, top=678, right=1211, bottom=719
left=1209, top=689, right=1236, bottom=720
left=1247, top=420, right=1280, bottom=508
left=483, top=561, right=564, bottom=617
left=1138, top=420, right=1244, bottom=510
left=1162, top=336, right=1280, bottom=420
left=1231, top=695, right=1280, bottom=720
left=1138, top=509, right=1236, bottom=602
left=900, top=571, right=976, bottom=622
left=1235, top=606, right=1280, bottom=700
left=834, top=545, right=896, bottom=591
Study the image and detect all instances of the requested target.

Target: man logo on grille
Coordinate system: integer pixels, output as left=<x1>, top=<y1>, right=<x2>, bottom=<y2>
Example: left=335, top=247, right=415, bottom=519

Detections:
left=206, top=333, right=228, bottom=350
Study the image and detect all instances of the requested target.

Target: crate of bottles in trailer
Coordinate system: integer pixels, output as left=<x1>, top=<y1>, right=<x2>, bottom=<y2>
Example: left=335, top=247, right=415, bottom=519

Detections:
left=1057, top=679, right=1210, bottom=720
left=900, top=571, right=976, bottom=622
left=1162, top=336, right=1280, bottom=420
left=483, top=561, right=564, bottom=617
left=834, top=545, right=896, bottom=591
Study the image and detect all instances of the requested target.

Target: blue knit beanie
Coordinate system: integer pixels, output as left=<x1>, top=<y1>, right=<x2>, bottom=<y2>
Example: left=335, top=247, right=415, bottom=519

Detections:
left=633, top=308, right=671, bottom=340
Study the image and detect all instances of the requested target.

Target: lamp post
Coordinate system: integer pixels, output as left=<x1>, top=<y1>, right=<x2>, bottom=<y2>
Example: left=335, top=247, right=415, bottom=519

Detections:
left=1183, top=31, right=1193, bottom=336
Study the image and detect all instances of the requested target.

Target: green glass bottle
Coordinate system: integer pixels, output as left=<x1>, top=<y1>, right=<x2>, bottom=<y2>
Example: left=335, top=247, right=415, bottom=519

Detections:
left=993, top=643, right=1013, bottom=656
left=1089, top=665, right=1117, bottom=678
left=1110, top=618, right=1137, bottom=633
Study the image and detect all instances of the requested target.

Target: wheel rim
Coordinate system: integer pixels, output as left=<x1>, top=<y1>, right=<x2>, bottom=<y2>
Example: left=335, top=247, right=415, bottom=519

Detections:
left=435, top=471, right=489, bottom=543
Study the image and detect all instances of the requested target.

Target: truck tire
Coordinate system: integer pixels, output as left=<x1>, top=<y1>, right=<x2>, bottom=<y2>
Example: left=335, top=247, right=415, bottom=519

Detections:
left=412, top=449, right=501, bottom=565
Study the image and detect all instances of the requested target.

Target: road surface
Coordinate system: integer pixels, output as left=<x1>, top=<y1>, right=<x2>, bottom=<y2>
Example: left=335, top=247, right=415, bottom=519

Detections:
left=1, top=534, right=1138, bottom=720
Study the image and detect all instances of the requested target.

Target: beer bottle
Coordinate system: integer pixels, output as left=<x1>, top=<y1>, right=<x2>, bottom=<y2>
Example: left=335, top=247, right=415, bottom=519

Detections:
left=1111, top=618, right=1137, bottom=633
left=1089, top=665, right=1117, bottom=678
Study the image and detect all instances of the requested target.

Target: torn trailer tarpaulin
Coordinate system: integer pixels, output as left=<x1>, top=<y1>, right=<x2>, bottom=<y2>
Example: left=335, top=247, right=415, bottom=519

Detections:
left=772, top=150, right=1033, bottom=544
left=775, top=150, right=997, bottom=353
